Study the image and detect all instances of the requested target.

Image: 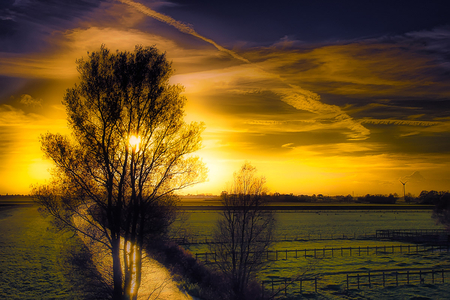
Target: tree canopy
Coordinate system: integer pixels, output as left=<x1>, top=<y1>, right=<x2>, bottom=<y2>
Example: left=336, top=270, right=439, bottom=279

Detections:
left=33, top=45, right=206, bottom=300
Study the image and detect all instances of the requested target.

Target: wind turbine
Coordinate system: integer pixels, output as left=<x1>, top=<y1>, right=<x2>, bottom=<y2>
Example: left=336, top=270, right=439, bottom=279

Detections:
left=400, top=180, right=408, bottom=203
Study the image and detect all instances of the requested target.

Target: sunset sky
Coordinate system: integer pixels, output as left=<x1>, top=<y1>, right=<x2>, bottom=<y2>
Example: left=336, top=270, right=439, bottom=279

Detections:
left=1, top=0, right=449, bottom=196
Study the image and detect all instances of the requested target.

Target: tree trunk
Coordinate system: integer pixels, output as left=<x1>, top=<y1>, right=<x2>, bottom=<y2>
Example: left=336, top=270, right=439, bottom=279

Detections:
left=112, top=237, right=123, bottom=300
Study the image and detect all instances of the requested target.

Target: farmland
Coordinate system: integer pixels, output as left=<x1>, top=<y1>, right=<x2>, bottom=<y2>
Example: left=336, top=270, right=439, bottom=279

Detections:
left=176, top=209, right=450, bottom=299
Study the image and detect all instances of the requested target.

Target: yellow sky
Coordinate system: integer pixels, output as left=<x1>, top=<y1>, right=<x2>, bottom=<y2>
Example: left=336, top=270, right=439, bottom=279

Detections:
left=0, top=0, right=449, bottom=196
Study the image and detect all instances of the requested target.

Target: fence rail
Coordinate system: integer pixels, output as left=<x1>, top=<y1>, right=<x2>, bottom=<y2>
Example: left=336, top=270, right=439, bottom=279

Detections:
left=178, top=229, right=449, bottom=245
left=195, top=243, right=450, bottom=262
left=262, top=277, right=318, bottom=298
left=346, top=268, right=449, bottom=289
left=262, top=268, right=450, bottom=297
left=176, top=232, right=373, bottom=245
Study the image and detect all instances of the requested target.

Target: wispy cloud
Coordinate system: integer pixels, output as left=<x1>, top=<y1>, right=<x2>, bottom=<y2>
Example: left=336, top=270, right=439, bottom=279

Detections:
left=118, top=0, right=250, bottom=63
left=19, top=94, right=42, bottom=107
left=360, top=118, right=440, bottom=127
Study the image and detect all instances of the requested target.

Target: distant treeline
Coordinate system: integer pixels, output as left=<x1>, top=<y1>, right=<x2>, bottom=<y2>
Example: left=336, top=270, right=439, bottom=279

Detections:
left=417, top=190, right=450, bottom=205
left=0, top=194, right=30, bottom=198
left=263, top=193, right=399, bottom=204
left=259, top=190, right=449, bottom=205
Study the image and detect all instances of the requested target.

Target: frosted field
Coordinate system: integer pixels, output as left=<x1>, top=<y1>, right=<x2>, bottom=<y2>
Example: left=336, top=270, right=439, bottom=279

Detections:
left=2, top=203, right=448, bottom=299
left=0, top=205, right=106, bottom=299
left=179, top=210, right=450, bottom=299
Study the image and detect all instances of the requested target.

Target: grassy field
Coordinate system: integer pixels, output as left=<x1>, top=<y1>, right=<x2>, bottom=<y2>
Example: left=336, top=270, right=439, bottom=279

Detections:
left=178, top=210, right=449, bottom=299
left=178, top=197, right=433, bottom=211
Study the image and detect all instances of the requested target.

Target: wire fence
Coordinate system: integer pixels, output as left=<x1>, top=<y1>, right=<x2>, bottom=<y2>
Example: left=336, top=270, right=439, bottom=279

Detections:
left=195, top=243, right=450, bottom=262
left=262, top=268, right=450, bottom=298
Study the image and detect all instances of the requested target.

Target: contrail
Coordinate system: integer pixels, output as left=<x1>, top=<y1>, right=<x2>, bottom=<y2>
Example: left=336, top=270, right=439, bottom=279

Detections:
left=118, top=0, right=250, bottom=63
left=119, top=0, right=370, bottom=140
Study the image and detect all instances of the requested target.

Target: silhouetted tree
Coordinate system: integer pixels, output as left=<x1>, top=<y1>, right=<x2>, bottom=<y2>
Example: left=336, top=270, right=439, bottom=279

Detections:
left=419, top=190, right=443, bottom=204
left=211, top=163, right=275, bottom=300
left=33, top=45, right=206, bottom=300
left=360, top=194, right=398, bottom=204
left=431, top=192, right=450, bottom=230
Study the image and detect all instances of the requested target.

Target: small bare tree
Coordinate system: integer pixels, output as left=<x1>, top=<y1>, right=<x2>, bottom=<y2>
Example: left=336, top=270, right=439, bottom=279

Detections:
left=211, top=163, right=275, bottom=300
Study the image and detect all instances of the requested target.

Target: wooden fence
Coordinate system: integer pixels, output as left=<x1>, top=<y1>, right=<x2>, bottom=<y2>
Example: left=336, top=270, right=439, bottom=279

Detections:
left=195, top=243, right=450, bottom=262
left=262, top=277, right=318, bottom=298
left=261, top=268, right=450, bottom=297
left=346, top=268, right=449, bottom=289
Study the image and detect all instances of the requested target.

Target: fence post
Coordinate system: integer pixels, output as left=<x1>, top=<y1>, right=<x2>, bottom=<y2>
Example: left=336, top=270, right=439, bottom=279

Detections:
left=407, top=270, right=410, bottom=284
left=368, top=271, right=371, bottom=287
left=323, top=248, right=325, bottom=258
left=432, top=270, right=435, bottom=284
left=295, top=249, right=298, bottom=258
left=315, top=277, right=317, bottom=293
left=357, top=274, right=360, bottom=289
left=286, top=249, right=288, bottom=260
left=276, top=250, right=278, bottom=260
left=383, top=272, right=385, bottom=287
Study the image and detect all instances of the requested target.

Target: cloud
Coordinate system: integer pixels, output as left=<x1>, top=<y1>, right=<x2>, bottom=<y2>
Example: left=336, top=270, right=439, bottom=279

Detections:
left=274, top=85, right=370, bottom=140
left=0, top=26, right=211, bottom=78
left=402, top=171, right=425, bottom=183
left=360, top=118, right=440, bottom=127
left=19, top=94, right=42, bottom=107
left=118, top=0, right=250, bottom=63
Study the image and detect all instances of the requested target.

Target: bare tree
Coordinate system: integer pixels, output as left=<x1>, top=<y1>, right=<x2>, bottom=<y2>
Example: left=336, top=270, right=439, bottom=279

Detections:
left=211, top=163, right=275, bottom=300
left=432, top=192, right=450, bottom=230
left=32, top=45, right=206, bottom=300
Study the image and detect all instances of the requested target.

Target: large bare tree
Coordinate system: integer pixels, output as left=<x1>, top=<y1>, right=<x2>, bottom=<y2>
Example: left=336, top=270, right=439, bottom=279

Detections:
left=33, top=45, right=206, bottom=300
left=211, top=163, right=275, bottom=300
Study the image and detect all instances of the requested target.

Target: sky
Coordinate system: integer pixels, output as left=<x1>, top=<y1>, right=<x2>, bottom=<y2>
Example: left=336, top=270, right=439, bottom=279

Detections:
left=0, top=0, right=450, bottom=196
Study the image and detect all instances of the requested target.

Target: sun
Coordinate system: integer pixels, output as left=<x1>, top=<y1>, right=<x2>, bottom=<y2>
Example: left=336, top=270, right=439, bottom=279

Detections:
left=129, top=135, right=141, bottom=151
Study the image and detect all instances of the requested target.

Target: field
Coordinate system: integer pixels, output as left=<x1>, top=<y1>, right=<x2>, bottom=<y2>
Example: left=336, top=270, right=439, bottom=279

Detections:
left=176, top=209, right=450, bottom=299
left=0, top=202, right=107, bottom=299
left=2, top=198, right=449, bottom=299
